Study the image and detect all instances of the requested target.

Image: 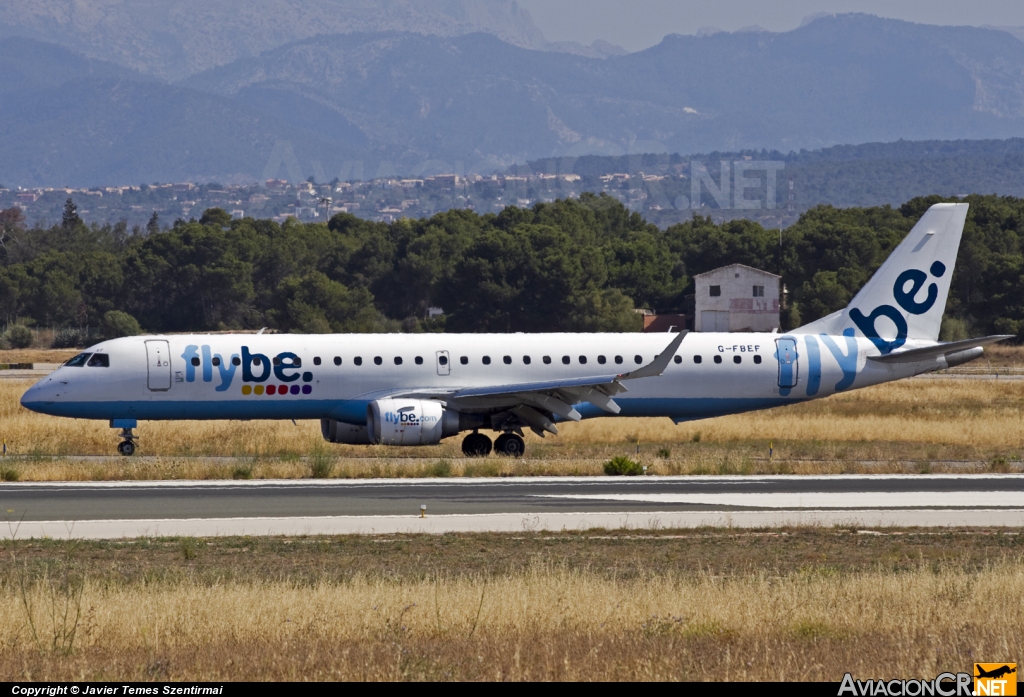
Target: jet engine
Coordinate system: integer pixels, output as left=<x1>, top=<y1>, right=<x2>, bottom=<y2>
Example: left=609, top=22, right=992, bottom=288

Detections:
left=320, top=419, right=372, bottom=444
left=367, top=399, right=461, bottom=445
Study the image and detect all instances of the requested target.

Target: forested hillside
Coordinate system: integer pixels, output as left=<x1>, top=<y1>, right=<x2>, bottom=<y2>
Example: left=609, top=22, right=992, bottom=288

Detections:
left=1, top=194, right=1022, bottom=346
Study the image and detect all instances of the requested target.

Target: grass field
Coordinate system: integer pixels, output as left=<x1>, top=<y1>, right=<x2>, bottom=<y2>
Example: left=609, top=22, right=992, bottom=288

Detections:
left=1, top=530, right=1020, bottom=681
left=1, top=374, right=1022, bottom=479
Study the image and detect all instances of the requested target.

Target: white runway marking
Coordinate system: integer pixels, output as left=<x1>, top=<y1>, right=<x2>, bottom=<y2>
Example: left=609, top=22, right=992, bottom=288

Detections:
left=537, top=492, right=1024, bottom=509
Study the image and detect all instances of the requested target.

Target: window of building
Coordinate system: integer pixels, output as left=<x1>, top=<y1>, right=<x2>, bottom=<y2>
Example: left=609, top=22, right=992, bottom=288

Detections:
left=333, top=356, right=341, bottom=366
left=753, top=285, right=764, bottom=297
left=710, top=285, right=721, bottom=297
left=734, top=355, right=742, bottom=364
left=394, top=357, right=403, bottom=365
left=354, top=357, right=362, bottom=366
left=714, top=355, right=722, bottom=364
left=313, top=357, right=321, bottom=366
left=523, top=356, right=531, bottom=365
left=503, top=356, right=512, bottom=365
left=374, top=356, right=382, bottom=365
left=87, top=354, right=110, bottom=367
left=482, top=356, right=491, bottom=365
left=694, top=355, right=702, bottom=364
left=415, top=356, right=423, bottom=365
left=460, top=356, right=468, bottom=365
left=543, top=356, right=551, bottom=364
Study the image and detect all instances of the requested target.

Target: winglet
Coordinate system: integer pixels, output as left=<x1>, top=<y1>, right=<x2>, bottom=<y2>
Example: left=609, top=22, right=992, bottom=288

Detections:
left=619, top=331, right=688, bottom=380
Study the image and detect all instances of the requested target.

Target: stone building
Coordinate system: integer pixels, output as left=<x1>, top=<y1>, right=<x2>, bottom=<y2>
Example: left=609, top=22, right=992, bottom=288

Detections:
left=694, top=263, right=781, bottom=332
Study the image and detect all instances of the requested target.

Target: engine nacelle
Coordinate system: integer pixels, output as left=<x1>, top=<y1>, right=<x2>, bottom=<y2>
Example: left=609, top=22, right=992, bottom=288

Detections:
left=321, top=419, right=371, bottom=444
left=367, top=399, right=460, bottom=446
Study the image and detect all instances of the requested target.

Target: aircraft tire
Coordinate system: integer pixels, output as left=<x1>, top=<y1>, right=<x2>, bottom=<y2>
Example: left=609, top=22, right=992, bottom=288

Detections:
left=494, top=433, right=525, bottom=458
left=461, top=433, right=492, bottom=457
left=118, top=440, right=136, bottom=457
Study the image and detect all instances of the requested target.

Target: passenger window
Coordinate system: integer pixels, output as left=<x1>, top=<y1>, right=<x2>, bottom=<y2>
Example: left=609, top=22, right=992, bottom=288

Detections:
left=673, top=355, right=682, bottom=364
left=460, top=356, right=468, bottom=365
left=734, top=356, right=742, bottom=364
left=634, top=355, right=643, bottom=364
left=333, top=356, right=341, bottom=366
left=714, top=355, right=722, bottom=364
left=273, top=356, right=281, bottom=366
left=314, top=357, right=322, bottom=366
left=233, top=356, right=241, bottom=366
left=598, top=355, right=606, bottom=364
left=543, top=356, right=551, bottom=364
left=354, top=357, right=363, bottom=366
left=64, top=353, right=91, bottom=367
left=503, top=356, right=512, bottom=365
left=754, top=355, right=762, bottom=364
left=191, top=357, right=201, bottom=366
left=579, top=356, right=587, bottom=364
left=293, top=358, right=302, bottom=368
left=415, top=356, right=423, bottom=365
left=523, top=356, right=531, bottom=365
left=252, top=357, right=262, bottom=366
left=374, top=356, right=382, bottom=365
left=562, top=356, right=570, bottom=365
left=694, top=355, right=702, bottom=364
left=482, top=356, right=491, bottom=365
left=439, top=355, right=449, bottom=366
left=87, top=354, right=110, bottom=367
left=212, top=357, right=221, bottom=367
left=394, top=357, right=403, bottom=365
left=614, top=356, right=623, bottom=364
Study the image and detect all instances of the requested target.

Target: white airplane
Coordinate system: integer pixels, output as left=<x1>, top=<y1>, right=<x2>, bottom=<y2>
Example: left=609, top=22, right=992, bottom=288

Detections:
left=21, top=202, right=1009, bottom=457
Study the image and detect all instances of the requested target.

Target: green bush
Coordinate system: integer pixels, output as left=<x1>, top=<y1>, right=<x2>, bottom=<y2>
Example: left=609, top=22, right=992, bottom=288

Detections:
left=52, top=327, right=91, bottom=349
left=308, top=446, right=335, bottom=479
left=231, top=464, right=254, bottom=480
left=4, top=324, right=33, bottom=349
left=0, top=467, right=21, bottom=482
left=101, top=310, right=142, bottom=339
left=426, top=459, right=453, bottom=477
left=603, top=455, right=643, bottom=476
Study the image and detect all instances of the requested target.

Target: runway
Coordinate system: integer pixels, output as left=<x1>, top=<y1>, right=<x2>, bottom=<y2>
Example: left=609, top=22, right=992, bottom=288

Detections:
left=2, top=474, right=1023, bottom=538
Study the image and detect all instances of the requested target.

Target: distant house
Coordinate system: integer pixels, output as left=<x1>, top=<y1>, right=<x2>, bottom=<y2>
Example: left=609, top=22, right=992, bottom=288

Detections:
left=694, top=264, right=780, bottom=332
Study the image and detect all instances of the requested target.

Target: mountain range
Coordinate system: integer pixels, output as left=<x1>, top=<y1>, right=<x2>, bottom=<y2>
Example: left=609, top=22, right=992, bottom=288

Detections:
left=3, top=8, right=1024, bottom=186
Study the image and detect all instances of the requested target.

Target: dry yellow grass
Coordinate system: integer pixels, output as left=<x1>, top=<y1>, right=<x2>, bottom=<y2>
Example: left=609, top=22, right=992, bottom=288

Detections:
left=1, top=377, right=1022, bottom=477
left=1, top=561, right=1020, bottom=680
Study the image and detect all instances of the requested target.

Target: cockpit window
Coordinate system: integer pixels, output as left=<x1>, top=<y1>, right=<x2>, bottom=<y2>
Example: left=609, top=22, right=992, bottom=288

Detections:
left=87, top=354, right=110, bottom=367
left=65, top=353, right=92, bottom=367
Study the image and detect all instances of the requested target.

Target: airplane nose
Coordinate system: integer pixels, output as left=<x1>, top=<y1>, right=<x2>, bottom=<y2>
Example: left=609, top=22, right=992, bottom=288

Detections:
left=20, top=380, right=47, bottom=413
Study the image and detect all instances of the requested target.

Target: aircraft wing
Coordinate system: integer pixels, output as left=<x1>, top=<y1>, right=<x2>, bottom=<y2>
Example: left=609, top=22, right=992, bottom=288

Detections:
left=867, top=335, right=1012, bottom=363
left=391, top=331, right=687, bottom=435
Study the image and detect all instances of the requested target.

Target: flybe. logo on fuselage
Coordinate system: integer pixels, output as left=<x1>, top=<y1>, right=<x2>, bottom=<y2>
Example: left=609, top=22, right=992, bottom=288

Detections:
left=180, top=345, right=314, bottom=394
left=849, top=261, right=946, bottom=355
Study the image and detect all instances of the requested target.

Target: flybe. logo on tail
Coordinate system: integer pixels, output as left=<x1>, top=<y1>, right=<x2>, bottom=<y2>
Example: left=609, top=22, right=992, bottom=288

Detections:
left=180, top=345, right=314, bottom=394
left=850, top=261, right=946, bottom=355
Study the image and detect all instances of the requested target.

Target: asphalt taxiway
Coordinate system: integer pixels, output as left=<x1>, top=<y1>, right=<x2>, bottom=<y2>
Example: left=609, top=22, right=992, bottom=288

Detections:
left=2, top=474, right=1023, bottom=538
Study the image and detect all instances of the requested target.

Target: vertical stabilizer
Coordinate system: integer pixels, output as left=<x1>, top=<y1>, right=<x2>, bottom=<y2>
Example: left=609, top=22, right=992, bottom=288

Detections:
left=793, top=203, right=968, bottom=353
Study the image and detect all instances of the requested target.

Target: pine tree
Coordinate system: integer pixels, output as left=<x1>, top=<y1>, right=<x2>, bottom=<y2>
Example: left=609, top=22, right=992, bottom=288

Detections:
left=146, top=211, right=160, bottom=235
left=61, top=198, right=82, bottom=230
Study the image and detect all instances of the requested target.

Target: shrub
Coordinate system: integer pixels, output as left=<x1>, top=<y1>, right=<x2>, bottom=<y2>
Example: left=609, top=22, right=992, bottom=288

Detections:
left=657, top=448, right=671, bottom=459
left=426, top=459, right=452, bottom=478
left=101, top=310, right=142, bottom=339
left=0, top=467, right=20, bottom=482
left=603, top=455, right=643, bottom=476
left=52, top=327, right=91, bottom=349
left=308, top=446, right=335, bottom=479
left=231, top=464, right=253, bottom=480
left=4, top=324, right=33, bottom=349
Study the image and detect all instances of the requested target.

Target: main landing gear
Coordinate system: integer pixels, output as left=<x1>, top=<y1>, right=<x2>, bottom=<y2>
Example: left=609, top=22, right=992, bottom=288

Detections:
left=461, top=432, right=525, bottom=458
left=116, top=429, right=137, bottom=456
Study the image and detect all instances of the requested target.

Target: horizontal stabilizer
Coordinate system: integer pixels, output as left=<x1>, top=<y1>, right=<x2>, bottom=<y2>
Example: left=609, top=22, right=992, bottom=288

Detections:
left=867, top=335, right=1013, bottom=363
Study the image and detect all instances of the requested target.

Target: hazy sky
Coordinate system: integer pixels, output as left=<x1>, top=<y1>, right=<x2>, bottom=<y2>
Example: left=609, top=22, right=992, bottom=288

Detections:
left=516, top=0, right=1024, bottom=51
